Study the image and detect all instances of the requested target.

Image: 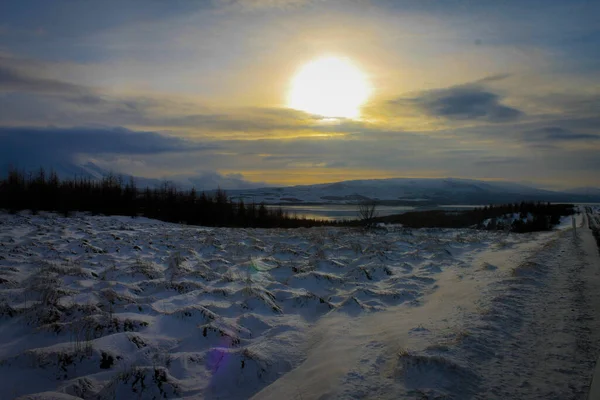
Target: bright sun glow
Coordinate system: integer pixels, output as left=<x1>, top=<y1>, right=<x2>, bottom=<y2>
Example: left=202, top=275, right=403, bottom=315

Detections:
left=287, top=56, right=372, bottom=119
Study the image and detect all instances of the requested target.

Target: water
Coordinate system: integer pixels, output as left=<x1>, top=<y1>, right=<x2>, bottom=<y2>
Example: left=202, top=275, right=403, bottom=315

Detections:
left=265, top=204, right=415, bottom=221
left=439, top=204, right=486, bottom=209
left=266, top=202, right=591, bottom=222
left=265, top=204, right=488, bottom=221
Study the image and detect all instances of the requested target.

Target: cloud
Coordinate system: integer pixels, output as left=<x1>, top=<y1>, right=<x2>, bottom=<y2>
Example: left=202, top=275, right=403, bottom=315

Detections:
left=0, top=69, right=371, bottom=138
left=261, top=154, right=347, bottom=168
left=0, top=126, right=215, bottom=172
left=216, top=0, right=319, bottom=11
left=402, top=84, right=523, bottom=123
left=0, top=56, right=168, bottom=120
left=0, top=58, right=526, bottom=140
left=523, top=126, right=600, bottom=142
left=185, top=171, right=268, bottom=190
left=0, top=65, right=89, bottom=96
left=0, top=59, right=598, bottom=187
left=473, top=156, right=526, bottom=166
left=534, top=93, right=600, bottom=118
left=0, top=57, right=358, bottom=137
left=152, top=109, right=314, bottom=133
left=475, top=74, right=512, bottom=84
left=0, top=58, right=143, bottom=123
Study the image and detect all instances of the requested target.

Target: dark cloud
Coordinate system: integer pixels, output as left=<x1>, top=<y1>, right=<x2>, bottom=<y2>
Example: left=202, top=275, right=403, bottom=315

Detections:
left=0, top=126, right=215, bottom=172
left=402, top=84, right=523, bottom=123
left=523, top=126, right=600, bottom=142
left=0, top=65, right=88, bottom=96
left=0, top=125, right=267, bottom=190
left=0, top=58, right=156, bottom=122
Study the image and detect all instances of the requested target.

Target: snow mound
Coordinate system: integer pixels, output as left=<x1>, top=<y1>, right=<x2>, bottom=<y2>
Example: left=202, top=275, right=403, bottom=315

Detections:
left=0, top=212, right=505, bottom=399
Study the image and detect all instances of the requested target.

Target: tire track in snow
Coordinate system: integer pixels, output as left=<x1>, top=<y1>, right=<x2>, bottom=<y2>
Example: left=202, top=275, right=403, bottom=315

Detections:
left=462, top=215, right=600, bottom=399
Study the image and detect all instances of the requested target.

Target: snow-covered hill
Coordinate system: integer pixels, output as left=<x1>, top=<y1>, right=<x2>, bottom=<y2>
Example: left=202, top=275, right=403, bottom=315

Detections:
left=569, top=187, right=600, bottom=197
left=225, top=177, right=598, bottom=205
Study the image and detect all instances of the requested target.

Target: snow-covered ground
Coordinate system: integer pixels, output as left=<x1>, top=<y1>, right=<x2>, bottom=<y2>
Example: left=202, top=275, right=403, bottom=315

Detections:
left=1, top=211, right=599, bottom=399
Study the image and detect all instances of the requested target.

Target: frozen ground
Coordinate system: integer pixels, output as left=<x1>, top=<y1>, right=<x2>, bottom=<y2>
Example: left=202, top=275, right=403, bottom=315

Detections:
left=0, top=211, right=599, bottom=399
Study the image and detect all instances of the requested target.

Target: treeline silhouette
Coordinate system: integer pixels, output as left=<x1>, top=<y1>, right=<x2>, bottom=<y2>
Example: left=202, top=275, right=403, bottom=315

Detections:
left=375, top=202, right=575, bottom=232
left=0, top=168, right=339, bottom=228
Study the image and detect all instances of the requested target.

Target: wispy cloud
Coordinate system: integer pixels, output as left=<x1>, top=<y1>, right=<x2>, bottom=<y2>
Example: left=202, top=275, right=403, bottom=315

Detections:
left=522, top=127, right=600, bottom=143
left=0, top=58, right=374, bottom=137
left=215, top=0, right=320, bottom=11
left=473, top=156, right=526, bottom=166
left=0, top=65, right=89, bottom=96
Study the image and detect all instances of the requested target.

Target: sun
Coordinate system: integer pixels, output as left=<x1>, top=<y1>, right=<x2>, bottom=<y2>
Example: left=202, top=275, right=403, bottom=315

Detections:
left=287, top=56, right=372, bottom=119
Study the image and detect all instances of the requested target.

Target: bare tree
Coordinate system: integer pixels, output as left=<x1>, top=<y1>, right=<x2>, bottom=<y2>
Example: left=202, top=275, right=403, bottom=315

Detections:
left=357, top=200, right=378, bottom=227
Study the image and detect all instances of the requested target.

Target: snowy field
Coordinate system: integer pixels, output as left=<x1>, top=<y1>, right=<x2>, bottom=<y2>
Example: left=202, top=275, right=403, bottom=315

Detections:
left=1, top=211, right=600, bottom=399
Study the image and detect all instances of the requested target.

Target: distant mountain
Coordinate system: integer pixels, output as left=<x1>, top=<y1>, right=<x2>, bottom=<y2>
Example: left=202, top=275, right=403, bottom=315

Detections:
left=224, top=178, right=600, bottom=205
left=3, top=161, right=598, bottom=205
left=567, top=187, right=600, bottom=197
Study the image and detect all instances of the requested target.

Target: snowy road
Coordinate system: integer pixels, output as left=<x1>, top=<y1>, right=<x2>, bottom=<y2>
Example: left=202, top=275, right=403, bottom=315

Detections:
left=466, top=212, right=600, bottom=399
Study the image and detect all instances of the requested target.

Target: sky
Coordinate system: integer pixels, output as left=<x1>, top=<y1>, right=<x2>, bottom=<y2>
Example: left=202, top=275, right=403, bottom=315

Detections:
left=0, top=0, right=599, bottom=190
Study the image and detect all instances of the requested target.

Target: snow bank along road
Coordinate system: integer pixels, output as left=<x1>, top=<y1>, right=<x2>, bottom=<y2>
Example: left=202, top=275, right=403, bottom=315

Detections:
left=0, top=210, right=599, bottom=399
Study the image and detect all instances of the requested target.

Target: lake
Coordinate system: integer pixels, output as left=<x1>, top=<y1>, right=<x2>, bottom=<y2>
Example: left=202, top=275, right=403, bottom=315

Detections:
left=266, top=202, right=592, bottom=221
left=265, top=204, right=491, bottom=221
left=265, top=204, right=414, bottom=221
left=265, top=204, right=482, bottom=221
